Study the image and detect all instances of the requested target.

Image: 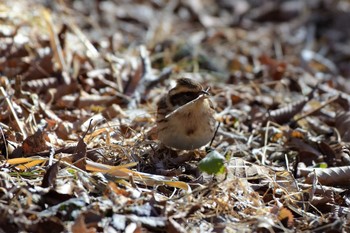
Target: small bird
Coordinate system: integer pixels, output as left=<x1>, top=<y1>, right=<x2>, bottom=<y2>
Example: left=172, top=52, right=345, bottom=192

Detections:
left=156, top=78, right=216, bottom=150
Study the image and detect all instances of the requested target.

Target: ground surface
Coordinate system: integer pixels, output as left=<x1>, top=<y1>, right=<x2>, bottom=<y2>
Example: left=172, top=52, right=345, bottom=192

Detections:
left=1, top=0, right=350, bottom=232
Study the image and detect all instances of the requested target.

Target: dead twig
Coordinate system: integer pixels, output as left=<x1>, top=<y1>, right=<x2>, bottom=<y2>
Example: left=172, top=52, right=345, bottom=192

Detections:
left=0, top=87, right=27, bottom=138
left=291, top=94, right=339, bottom=124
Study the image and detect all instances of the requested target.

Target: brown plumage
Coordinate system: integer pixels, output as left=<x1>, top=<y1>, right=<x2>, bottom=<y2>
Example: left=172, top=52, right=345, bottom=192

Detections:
left=156, top=78, right=216, bottom=150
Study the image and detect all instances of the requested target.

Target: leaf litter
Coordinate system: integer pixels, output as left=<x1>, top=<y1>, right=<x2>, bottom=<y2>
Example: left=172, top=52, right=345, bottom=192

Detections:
left=1, top=0, right=350, bottom=232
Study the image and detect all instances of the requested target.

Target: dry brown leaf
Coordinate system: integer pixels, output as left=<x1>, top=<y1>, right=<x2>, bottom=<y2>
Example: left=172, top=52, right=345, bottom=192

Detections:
left=259, top=54, right=287, bottom=81
left=268, top=96, right=309, bottom=124
left=287, top=137, right=323, bottom=166
left=318, top=141, right=337, bottom=166
left=7, top=157, right=48, bottom=171
left=41, top=161, right=60, bottom=188
left=7, top=157, right=44, bottom=165
left=300, top=166, right=350, bottom=186
left=278, top=207, right=294, bottom=228
left=167, top=217, right=187, bottom=233
left=42, top=9, right=68, bottom=76
left=71, top=215, right=96, bottom=233
left=22, top=129, right=49, bottom=155
left=73, top=137, right=87, bottom=171
left=227, top=157, right=271, bottom=179
left=336, top=111, right=350, bottom=142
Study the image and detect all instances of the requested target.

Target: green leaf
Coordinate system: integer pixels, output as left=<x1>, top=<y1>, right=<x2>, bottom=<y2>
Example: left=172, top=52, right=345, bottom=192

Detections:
left=198, top=149, right=226, bottom=175
left=316, top=162, right=328, bottom=168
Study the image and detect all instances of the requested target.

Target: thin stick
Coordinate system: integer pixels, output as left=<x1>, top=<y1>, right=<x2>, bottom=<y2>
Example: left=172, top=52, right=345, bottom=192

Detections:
left=0, top=87, right=27, bottom=138
left=292, top=94, right=339, bottom=124
left=42, top=9, right=68, bottom=73
left=0, top=125, right=8, bottom=160
left=165, top=94, right=207, bottom=119
left=209, top=122, right=220, bottom=147
left=262, top=121, right=270, bottom=165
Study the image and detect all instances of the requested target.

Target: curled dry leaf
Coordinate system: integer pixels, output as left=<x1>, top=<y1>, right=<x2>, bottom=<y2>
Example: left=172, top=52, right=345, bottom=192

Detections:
left=300, top=166, right=350, bottom=186
left=287, top=137, right=323, bottom=166
left=335, top=111, right=350, bottom=142
left=268, top=96, right=309, bottom=124
left=41, top=161, right=60, bottom=188
left=306, top=116, right=333, bottom=135
left=337, top=144, right=350, bottom=165
left=318, top=141, right=337, bottom=167
left=24, top=77, right=58, bottom=92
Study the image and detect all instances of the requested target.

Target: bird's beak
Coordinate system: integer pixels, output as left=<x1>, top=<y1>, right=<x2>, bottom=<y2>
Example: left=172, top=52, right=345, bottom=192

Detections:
left=200, top=87, right=211, bottom=96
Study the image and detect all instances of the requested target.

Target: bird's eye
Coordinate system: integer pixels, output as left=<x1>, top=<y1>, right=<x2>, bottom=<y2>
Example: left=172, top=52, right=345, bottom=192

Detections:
left=170, top=92, right=199, bottom=106
left=184, top=92, right=198, bottom=100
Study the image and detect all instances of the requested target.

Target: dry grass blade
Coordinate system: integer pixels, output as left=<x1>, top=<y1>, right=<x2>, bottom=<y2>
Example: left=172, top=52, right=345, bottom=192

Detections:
left=292, top=94, right=339, bottom=124
left=86, top=160, right=137, bottom=173
left=0, top=87, right=27, bottom=138
left=162, top=180, right=191, bottom=192
left=69, top=23, right=99, bottom=59
left=86, top=160, right=190, bottom=191
left=7, top=157, right=47, bottom=167
left=42, top=9, right=69, bottom=79
left=15, top=158, right=47, bottom=171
